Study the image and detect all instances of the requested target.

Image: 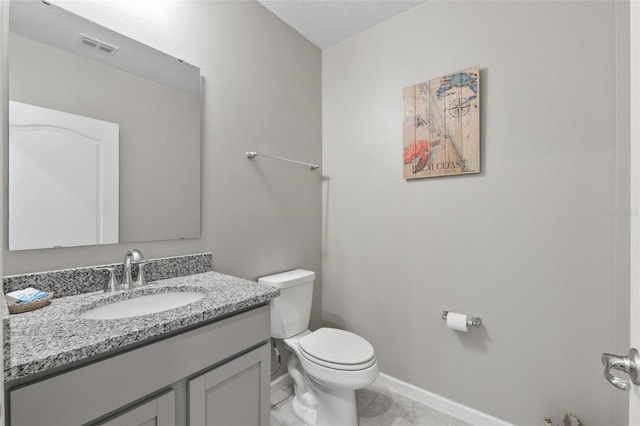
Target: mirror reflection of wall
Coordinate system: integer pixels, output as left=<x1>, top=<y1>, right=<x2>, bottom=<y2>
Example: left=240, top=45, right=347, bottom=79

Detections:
left=8, top=0, right=202, bottom=251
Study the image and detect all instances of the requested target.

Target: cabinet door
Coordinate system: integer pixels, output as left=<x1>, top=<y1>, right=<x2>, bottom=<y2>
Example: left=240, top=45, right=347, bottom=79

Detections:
left=189, top=343, right=270, bottom=426
left=98, top=390, right=175, bottom=426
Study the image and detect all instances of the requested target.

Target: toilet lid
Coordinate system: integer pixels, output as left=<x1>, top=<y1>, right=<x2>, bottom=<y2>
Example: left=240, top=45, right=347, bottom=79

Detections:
left=298, top=328, right=375, bottom=366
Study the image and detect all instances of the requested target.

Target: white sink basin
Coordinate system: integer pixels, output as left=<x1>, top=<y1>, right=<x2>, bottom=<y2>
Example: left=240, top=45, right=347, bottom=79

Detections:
left=79, top=292, right=205, bottom=320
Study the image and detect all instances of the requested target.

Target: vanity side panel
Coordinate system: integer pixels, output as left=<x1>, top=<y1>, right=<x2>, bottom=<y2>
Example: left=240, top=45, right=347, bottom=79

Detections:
left=9, top=305, right=269, bottom=426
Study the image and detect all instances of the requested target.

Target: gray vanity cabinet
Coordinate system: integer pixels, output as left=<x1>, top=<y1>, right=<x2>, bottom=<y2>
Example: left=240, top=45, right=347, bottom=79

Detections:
left=98, top=390, right=175, bottom=426
left=189, top=344, right=270, bottom=425
left=7, top=305, right=271, bottom=426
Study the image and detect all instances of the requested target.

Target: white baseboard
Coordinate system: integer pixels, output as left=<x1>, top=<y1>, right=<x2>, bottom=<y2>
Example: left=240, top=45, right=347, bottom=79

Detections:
left=271, top=371, right=513, bottom=426
left=271, top=372, right=293, bottom=395
left=375, top=373, right=514, bottom=426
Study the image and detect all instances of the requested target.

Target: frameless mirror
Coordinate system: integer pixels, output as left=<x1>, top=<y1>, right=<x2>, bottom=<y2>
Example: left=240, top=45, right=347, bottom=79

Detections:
left=8, top=0, right=201, bottom=251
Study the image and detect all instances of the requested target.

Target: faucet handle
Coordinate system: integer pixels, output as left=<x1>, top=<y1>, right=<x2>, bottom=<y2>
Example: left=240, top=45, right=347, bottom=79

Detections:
left=135, top=260, right=153, bottom=287
left=95, top=267, right=120, bottom=293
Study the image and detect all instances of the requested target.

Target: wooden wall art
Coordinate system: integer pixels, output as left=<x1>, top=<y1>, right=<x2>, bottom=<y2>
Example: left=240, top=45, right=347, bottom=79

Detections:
left=403, top=66, right=480, bottom=179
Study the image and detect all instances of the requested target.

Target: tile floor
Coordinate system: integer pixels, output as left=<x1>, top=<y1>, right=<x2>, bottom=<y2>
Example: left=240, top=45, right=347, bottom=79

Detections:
left=271, top=383, right=473, bottom=426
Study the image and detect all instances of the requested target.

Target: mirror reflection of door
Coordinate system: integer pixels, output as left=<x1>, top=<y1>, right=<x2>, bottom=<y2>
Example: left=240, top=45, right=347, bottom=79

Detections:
left=9, top=101, right=119, bottom=250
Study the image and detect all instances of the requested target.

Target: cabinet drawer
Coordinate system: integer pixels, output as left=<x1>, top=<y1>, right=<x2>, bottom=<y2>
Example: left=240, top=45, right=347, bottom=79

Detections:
left=9, top=305, right=270, bottom=426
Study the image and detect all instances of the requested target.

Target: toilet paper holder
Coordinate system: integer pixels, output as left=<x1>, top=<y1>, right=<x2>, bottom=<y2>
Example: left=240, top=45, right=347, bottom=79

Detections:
left=442, top=310, right=482, bottom=327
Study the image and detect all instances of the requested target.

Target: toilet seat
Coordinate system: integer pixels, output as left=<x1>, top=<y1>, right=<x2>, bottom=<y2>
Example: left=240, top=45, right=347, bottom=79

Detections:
left=298, top=328, right=376, bottom=371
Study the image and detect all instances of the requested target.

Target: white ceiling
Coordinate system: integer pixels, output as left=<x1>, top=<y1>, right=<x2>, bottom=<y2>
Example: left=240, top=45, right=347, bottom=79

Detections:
left=257, top=0, right=427, bottom=49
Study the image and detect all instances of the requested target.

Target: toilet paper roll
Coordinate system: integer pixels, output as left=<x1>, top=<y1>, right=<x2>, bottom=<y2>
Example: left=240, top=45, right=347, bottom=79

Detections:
left=446, top=312, right=469, bottom=332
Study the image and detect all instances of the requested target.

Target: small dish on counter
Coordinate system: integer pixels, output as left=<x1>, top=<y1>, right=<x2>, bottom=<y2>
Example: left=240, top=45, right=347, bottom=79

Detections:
left=6, top=292, right=53, bottom=314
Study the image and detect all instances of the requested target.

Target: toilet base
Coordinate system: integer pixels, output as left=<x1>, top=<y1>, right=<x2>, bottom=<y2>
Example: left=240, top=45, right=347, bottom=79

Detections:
left=290, top=377, right=359, bottom=426
left=288, top=354, right=316, bottom=425
left=313, top=381, right=358, bottom=426
left=292, top=393, right=316, bottom=425
left=287, top=351, right=361, bottom=426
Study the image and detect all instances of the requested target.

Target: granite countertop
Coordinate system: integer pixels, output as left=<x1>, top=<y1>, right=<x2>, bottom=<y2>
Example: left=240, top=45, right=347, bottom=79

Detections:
left=4, top=271, right=279, bottom=382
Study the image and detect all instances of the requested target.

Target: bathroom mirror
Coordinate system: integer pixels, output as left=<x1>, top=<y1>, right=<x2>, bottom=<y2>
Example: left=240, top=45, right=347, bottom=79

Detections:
left=8, top=0, right=201, bottom=251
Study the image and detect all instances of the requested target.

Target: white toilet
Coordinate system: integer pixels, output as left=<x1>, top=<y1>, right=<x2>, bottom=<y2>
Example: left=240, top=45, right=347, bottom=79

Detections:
left=259, top=269, right=379, bottom=426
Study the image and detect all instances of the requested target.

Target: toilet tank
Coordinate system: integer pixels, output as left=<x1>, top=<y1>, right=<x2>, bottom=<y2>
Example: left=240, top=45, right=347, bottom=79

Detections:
left=259, top=269, right=315, bottom=339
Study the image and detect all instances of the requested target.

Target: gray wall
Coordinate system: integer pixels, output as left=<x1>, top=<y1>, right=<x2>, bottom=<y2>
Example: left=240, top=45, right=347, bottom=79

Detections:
left=3, top=0, right=322, bottom=328
left=322, top=1, right=629, bottom=425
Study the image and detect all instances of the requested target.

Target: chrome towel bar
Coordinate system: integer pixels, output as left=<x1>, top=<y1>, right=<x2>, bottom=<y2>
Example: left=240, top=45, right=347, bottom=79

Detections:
left=246, top=151, right=319, bottom=170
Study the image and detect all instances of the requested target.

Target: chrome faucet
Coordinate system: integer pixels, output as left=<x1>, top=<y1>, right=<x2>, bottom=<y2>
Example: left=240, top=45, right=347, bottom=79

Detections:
left=95, top=249, right=152, bottom=293
left=122, top=249, right=145, bottom=290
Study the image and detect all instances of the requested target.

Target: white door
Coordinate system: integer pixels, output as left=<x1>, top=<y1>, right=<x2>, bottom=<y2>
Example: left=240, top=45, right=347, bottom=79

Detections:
left=8, top=101, right=119, bottom=250
left=600, top=1, right=640, bottom=423
left=630, top=1, right=640, bottom=423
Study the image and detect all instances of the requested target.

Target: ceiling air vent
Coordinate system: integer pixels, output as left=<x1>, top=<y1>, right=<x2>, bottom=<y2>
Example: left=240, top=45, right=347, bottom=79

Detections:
left=79, top=34, right=119, bottom=54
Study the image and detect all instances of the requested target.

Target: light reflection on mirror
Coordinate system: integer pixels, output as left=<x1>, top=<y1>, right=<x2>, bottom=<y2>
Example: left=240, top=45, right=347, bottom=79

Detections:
left=9, top=0, right=202, bottom=251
